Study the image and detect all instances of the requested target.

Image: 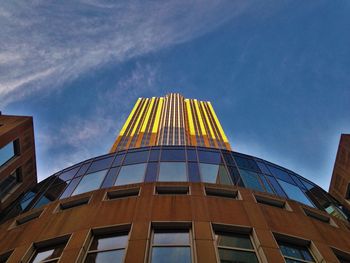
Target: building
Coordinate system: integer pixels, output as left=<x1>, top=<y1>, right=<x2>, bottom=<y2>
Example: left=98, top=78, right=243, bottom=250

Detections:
left=0, top=93, right=350, bottom=263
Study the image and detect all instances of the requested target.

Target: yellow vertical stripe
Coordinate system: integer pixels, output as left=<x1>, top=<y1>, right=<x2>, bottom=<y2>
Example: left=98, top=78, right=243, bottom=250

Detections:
left=152, top=98, right=164, bottom=133
left=185, top=99, right=195, bottom=135
left=194, top=99, right=206, bottom=135
left=207, top=102, right=228, bottom=142
left=141, top=97, right=155, bottom=132
left=130, top=98, right=148, bottom=136
left=201, top=101, right=216, bottom=139
left=119, top=98, right=141, bottom=136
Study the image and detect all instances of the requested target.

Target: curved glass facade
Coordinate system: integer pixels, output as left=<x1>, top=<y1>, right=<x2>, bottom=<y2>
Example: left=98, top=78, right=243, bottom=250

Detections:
left=1, top=146, right=348, bottom=222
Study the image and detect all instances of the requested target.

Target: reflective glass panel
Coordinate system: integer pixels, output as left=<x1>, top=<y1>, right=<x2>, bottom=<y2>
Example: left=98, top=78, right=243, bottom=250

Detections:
left=59, top=167, right=80, bottom=181
left=0, top=141, right=15, bottom=167
left=60, top=178, right=80, bottom=199
left=266, top=176, right=287, bottom=198
left=188, top=162, right=201, bottom=182
left=112, top=154, right=125, bottom=167
left=145, top=162, right=158, bottom=182
left=198, top=150, right=221, bottom=164
left=123, top=151, right=149, bottom=165
left=186, top=149, right=197, bottom=162
left=85, top=250, right=124, bottom=263
left=260, top=175, right=274, bottom=194
left=154, top=232, right=189, bottom=245
left=151, top=247, right=191, bottom=263
left=234, top=155, right=259, bottom=172
left=72, top=170, right=107, bottom=196
left=30, top=244, right=65, bottom=263
left=160, top=149, right=186, bottom=161
left=90, top=235, right=128, bottom=251
left=149, top=150, right=160, bottom=162
left=267, top=165, right=295, bottom=184
left=158, top=162, right=187, bottom=182
left=256, top=161, right=271, bottom=175
left=20, top=192, right=36, bottom=209
left=218, top=249, right=258, bottom=263
left=199, top=163, right=231, bottom=185
left=239, top=169, right=265, bottom=192
left=75, top=163, right=91, bottom=178
left=87, top=157, right=114, bottom=174
left=223, top=152, right=235, bottom=166
left=216, top=233, right=253, bottom=249
left=227, top=166, right=240, bottom=184
left=278, top=179, right=314, bottom=207
left=115, top=163, right=146, bottom=186
left=101, top=167, right=119, bottom=188
left=279, top=242, right=315, bottom=262
left=33, top=196, right=50, bottom=209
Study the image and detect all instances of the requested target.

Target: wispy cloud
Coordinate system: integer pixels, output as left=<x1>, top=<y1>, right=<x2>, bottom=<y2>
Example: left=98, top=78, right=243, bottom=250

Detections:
left=0, top=0, right=257, bottom=107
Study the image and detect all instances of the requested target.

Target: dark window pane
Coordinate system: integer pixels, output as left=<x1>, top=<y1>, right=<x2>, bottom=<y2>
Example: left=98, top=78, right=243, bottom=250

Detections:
left=300, top=179, right=315, bottom=191
left=87, top=157, right=114, bottom=174
left=234, top=155, right=260, bottom=172
left=123, top=151, right=149, bottom=165
left=161, top=149, right=186, bottom=162
left=199, top=164, right=232, bottom=185
left=112, top=154, right=125, bottom=167
left=101, top=167, right=119, bottom=188
left=216, top=233, right=253, bottom=249
left=239, top=169, right=264, bottom=192
left=59, top=167, right=80, bottom=181
left=267, top=165, right=295, bottom=184
left=187, top=149, right=197, bottom=162
left=260, top=175, right=274, bottom=194
left=266, top=176, right=287, bottom=198
left=115, top=163, right=146, bottom=186
left=33, top=196, right=50, bottom=209
left=227, top=166, right=240, bottom=184
left=90, top=235, right=128, bottom=251
left=198, top=150, right=221, bottom=164
left=149, top=150, right=160, bottom=162
left=85, top=250, right=124, bottom=263
left=218, top=248, right=258, bottom=263
left=20, top=191, right=36, bottom=209
left=256, top=161, right=271, bottom=175
left=31, top=244, right=65, bottom=263
left=292, top=175, right=307, bottom=190
left=145, top=162, right=158, bottom=182
left=154, top=231, right=189, bottom=245
left=279, top=242, right=314, bottom=261
left=223, top=152, right=235, bottom=166
left=72, top=170, right=107, bottom=196
left=151, top=247, right=191, bottom=263
left=158, top=162, right=187, bottom=182
left=278, top=179, right=314, bottom=207
left=188, top=162, right=201, bottom=182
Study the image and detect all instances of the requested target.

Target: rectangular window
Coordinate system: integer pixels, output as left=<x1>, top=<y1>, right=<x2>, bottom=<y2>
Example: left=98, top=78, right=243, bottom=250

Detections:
left=29, top=236, right=68, bottom=263
left=85, top=229, right=129, bottom=263
left=303, top=208, right=332, bottom=224
left=254, top=194, right=286, bottom=209
left=199, top=163, right=232, bottom=185
left=214, top=227, right=259, bottom=263
left=332, top=247, right=350, bottom=263
left=158, top=162, right=187, bottom=182
left=205, top=187, right=238, bottom=199
left=0, top=140, right=17, bottom=167
left=59, top=196, right=90, bottom=211
left=239, top=169, right=265, bottom=192
left=277, top=179, right=314, bottom=207
left=150, top=226, right=192, bottom=263
left=106, top=188, right=140, bottom=200
left=156, top=186, right=189, bottom=195
left=115, top=163, right=146, bottom=186
left=72, top=170, right=107, bottom=196
left=277, top=240, right=315, bottom=263
left=16, top=210, right=43, bottom=226
left=0, top=168, right=22, bottom=200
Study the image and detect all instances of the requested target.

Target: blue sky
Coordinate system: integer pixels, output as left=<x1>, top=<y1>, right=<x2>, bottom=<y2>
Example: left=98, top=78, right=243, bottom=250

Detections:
left=0, top=1, right=349, bottom=190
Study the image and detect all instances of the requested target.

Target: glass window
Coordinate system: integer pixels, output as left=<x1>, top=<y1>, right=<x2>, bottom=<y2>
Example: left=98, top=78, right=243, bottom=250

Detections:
left=150, top=229, right=192, bottom=263
left=223, top=152, right=235, bottom=166
left=227, top=166, right=240, bottom=184
left=20, top=191, right=36, bottom=210
left=145, top=162, right=158, bottom=182
left=159, top=162, right=187, bottom=182
left=59, top=166, right=80, bottom=181
left=72, top=170, right=107, bottom=196
left=188, top=162, right=201, bottom=182
left=123, top=151, right=149, bottom=165
left=112, top=154, right=125, bottom=167
left=198, top=150, right=221, bottom=164
left=161, top=149, right=186, bottom=162
left=0, top=169, right=21, bottom=199
left=256, top=161, right=271, bottom=175
left=199, top=163, right=232, bottom=185
left=215, top=231, right=259, bottom=263
left=149, top=149, right=160, bottom=162
left=233, top=155, right=260, bottom=172
left=239, top=169, right=265, bottom=192
left=85, top=232, right=129, bottom=263
left=115, top=163, right=146, bottom=186
left=267, top=165, right=295, bottom=185
left=278, top=179, right=314, bottom=207
left=278, top=241, right=315, bottom=263
left=0, top=141, right=15, bottom=167
left=186, top=149, right=197, bottom=162
left=33, top=196, right=51, bottom=209
left=0, top=250, right=12, bottom=263
left=29, top=242, right=66, bottom=263
left=101, top=167, right=119, bottom=188
left=260, top=175, right=274, bottom=194
left=266, top=176, right=287, bottom=198
left=87, top=157, right=114, bottom=174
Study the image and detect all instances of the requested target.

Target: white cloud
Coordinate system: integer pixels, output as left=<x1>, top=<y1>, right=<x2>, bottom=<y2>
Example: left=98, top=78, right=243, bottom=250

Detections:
left=0, top=0, right=258, bottom=107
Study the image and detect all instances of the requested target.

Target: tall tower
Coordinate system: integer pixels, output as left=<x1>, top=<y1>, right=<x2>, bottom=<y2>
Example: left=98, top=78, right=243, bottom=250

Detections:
left=110, top=93, right=231, bottom=152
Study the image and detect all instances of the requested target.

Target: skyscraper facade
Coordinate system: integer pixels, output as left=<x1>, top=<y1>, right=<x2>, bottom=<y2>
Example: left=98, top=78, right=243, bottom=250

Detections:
left=0, top=94, right=350, bottom=263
